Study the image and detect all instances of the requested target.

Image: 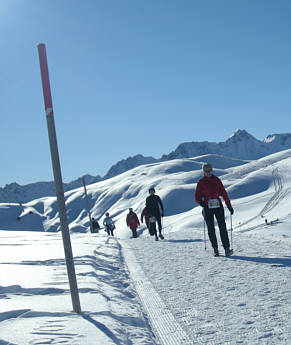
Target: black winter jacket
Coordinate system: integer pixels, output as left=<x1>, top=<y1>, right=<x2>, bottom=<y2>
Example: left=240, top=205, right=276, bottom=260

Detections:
left=146, top=194, right=164, bottom=217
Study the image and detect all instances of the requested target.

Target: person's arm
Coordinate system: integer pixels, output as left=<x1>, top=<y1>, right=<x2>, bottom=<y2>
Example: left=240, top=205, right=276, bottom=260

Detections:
left=218, top=178, right=233, bottom=214
left=195, top=181, right=202, bottom=204
left=218, top=178, right=231, bottom=207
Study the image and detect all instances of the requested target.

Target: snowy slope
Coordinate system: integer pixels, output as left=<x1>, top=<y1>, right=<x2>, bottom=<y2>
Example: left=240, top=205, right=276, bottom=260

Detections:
left=0, top=149, right=291, bottom=344
left=1, top=150, right=291, bottom=235
left=2, top=129, right=291, bottom=204
left=0, top=153, right=248, bottom=232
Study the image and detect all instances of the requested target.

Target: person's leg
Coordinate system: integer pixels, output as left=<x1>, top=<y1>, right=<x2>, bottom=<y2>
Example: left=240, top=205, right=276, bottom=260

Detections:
left=204, top=208, right=218, bottom=250
left=156, top=215, right=164, bottom=239
left=132, top=228, right=137, bottom=238
left=214, top=207, right=230, bottom=250
left=153, top=223, right=158, bottom=240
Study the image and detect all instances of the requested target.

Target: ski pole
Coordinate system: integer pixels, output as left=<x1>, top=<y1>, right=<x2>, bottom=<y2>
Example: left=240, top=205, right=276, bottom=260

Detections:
left=203, top=208, right=207, bottom=250
left=230, top=214, right=233, bottom=251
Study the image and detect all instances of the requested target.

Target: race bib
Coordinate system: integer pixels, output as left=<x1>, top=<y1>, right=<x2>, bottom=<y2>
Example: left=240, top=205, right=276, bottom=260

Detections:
left=208, top=199, right=220, bottom=209
left=149, top=217, right=156, bottom=223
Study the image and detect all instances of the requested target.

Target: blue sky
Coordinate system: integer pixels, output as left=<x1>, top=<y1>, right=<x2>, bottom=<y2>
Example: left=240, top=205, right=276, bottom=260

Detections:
left=1, top=0, right=290, bottom=186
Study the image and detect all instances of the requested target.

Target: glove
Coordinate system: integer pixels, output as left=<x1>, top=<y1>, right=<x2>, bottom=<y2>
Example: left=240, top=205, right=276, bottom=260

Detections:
left=228, top=206, right=234, bottom=215
left=199, top=200, right=206, bottom=208
left=161, top=212, right=164, bottom=218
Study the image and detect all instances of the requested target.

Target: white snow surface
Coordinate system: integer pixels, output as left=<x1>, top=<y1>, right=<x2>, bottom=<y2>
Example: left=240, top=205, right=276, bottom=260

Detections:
left=1, top=150, right=291, bottom=344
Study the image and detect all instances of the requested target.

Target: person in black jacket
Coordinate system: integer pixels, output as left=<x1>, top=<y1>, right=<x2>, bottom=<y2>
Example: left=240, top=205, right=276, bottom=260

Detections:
left=91, top=218, right=100, bottom=233
left=146, top=187, right=164, bottom=240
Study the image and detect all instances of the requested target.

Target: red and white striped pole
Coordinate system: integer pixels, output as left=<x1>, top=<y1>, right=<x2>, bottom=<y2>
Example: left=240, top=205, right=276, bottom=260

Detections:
left=37, top=43, right=81, bottom=314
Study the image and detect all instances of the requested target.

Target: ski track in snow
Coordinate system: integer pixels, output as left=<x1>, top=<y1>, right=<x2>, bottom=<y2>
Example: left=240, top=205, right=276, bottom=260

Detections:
left=238, top=168, right=291, bottom=229
left=120, top=230, right=290, bottom=345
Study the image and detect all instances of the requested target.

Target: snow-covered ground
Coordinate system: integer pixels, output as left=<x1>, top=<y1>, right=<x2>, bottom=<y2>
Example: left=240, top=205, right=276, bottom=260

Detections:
left=1, top=150, right=291, bottom=344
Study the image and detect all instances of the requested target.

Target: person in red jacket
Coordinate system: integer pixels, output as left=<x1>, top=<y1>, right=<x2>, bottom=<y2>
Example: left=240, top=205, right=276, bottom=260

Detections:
left=126, top=208, right=140, bottom=238
left=195, top=163, right=234, bottom=257
left=141, top=207, right=150, bottom=229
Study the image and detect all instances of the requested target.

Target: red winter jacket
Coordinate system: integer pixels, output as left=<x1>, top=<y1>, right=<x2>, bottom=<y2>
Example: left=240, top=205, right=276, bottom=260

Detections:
left=141, top=207, right=150, bottom=225
left=195, top=175, right=232, bottom=208
left=126, top=212, right=140, bottom=229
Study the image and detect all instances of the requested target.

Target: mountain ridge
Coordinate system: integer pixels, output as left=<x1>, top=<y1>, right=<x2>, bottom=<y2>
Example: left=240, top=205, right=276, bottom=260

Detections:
left=1, top=129, right=291, bottom=203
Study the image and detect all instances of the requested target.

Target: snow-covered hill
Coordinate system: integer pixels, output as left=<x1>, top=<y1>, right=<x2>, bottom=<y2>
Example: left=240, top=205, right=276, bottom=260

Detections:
left=1, top=149, right=291, bottom=236
left=100, top=130, right=291, bottom=182
left=2, top=129, right=291, bottom=204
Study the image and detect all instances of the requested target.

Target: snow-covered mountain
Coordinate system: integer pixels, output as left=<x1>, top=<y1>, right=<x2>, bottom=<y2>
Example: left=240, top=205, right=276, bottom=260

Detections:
left=0, top=174, right=102, bottom=204
left=1, top=149, right=291, bottom=233
left=100, top=130, right=291, bottom=179
left=162, top=130, right=291, bottom=160
left=103, top=154, right=157, bottom=180
left=2, top=129, right=291, bottom=203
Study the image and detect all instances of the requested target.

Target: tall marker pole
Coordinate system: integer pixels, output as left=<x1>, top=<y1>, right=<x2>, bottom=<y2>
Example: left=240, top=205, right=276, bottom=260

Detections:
left=37, top=43, right=81, bottom=314
left=82, top=176, right=93, bottom=233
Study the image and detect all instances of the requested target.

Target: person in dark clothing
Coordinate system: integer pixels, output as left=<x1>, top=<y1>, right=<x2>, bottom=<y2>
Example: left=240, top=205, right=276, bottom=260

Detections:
left=91, top=218, right=100, bottom=233
left=146, top=187, right=164, bottom=240
left=126, top=208, right=140, bottom=238
left=195, top=163, right=234, bottom=257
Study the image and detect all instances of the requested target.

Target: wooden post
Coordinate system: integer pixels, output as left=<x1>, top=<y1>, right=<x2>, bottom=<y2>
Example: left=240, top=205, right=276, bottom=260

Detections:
left=37, top=43, right=81, bottom=314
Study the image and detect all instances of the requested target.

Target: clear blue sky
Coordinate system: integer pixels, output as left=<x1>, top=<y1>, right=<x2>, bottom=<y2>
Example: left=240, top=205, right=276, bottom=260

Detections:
left=1, top=0, right=290, bottom=187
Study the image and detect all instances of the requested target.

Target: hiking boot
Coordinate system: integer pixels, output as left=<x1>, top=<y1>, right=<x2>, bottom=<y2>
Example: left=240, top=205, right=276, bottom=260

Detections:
left=225, top=248, right=233, bottom=257
left=159, top=234, right=164, bottom=240
left=213, top=248, right=219, bottom=257
left=155, top=236, right=159, bottom=241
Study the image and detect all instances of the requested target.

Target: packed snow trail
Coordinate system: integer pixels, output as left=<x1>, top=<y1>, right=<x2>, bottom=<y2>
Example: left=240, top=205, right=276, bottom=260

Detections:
left=120, top=239, right=193, bottom=345
left=120, top=229, right=290, bottom=345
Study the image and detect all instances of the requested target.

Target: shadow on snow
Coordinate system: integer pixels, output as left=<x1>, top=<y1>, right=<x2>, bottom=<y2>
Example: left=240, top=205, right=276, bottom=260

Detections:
left=165, top=239, right=203, bottom=243
left=227, top=255, right=291, bottom=267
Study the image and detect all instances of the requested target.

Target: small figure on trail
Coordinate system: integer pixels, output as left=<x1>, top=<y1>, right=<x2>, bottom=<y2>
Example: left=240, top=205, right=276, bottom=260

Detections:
left=146, top=187, right=164, bottom=241
left=126, top=208, right=140, bottom=238
left=103, top=212, right=115, bottom=236
left=195, top=163, right=234, bottom=257
left=141, top=207, right=150, bottom=230
left=91, top=217, right=100, bottom=233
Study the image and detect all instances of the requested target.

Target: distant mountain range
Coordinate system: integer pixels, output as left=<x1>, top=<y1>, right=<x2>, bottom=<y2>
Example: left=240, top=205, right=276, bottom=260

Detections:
left=1, top=129, right=291, bottom=203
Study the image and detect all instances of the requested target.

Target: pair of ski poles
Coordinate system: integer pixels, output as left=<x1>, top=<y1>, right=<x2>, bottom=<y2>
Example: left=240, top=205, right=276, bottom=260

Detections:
left=202, top=208, right=233, bottom=251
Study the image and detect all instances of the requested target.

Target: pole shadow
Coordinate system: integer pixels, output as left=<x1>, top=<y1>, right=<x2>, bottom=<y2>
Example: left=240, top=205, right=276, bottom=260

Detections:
left=227, top=255, right=291, bottom=267
left=166, top=239, right=203, bottom=243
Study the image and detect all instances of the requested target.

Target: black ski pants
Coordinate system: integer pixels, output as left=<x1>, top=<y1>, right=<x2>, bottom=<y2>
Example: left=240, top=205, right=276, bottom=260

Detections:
left=130, top=227, right=137, bottom=238
left=156, top=215, right=162, bottom=233
left=105, top=226, right=114, bottom=236
left=203, top=205, right=230, bottom=250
